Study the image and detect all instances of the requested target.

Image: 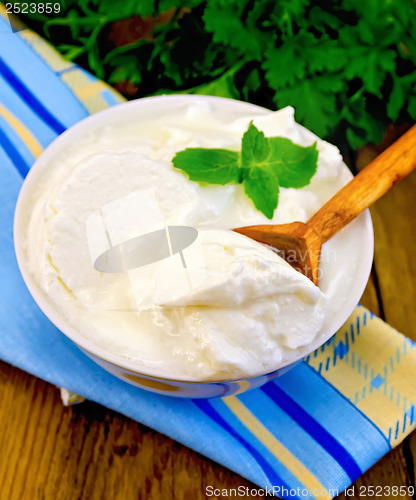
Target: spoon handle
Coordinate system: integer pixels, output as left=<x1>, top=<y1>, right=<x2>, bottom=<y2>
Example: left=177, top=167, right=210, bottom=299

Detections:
left=308, top=125, right=416, bottom=243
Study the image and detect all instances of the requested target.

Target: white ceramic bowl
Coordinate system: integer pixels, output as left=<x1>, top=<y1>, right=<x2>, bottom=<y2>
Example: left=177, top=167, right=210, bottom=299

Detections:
left=14, top=95, right=374, bottom=398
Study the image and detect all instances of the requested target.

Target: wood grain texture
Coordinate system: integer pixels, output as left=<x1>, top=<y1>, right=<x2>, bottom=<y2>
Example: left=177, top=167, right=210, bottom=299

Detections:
left=360, top=272, right=381, bottom=317
left=336, top=145, right=416, bottom=500
left=0, top=145, right=415, bottom=499
left=367, top=171, right=416, bottom=338
left=0, top=362, right=255, bottom=500
left=308, top=125, right=416, bottom=243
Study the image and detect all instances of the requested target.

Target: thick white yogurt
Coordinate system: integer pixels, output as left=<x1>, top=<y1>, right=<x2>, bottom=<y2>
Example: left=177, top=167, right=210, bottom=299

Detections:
left=23, top=101, right=353, bottom=380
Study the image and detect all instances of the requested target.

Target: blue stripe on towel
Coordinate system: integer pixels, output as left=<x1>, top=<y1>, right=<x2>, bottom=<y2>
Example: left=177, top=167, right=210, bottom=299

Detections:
left=0, top=56, right=66, bottom=134
left=193, top=399, right=295, bottom=496
left=238, top=388, right=352, bottom=491
left=261, top=382, right=362, bottom=482
left=276, top=364, right=391, bottom=472
left=0, top=114, right=36, bottom=168
left=0, top=125, right=29, bottom=177
left=0, top=75, right=57, bottom=148
left=197, top=398, right=320, bottom=498
left=0, top=29, right=88, bottom=129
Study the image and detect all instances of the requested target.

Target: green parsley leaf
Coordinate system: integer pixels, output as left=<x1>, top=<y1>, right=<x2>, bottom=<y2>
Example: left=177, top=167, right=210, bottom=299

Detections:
left=408, top=96, right=416, bottom=121
left=202, top=0, right=268, bottom=60
left=108, top=55, right=142, bottom=85
left=172, top=148, right=241, bottom=185
left=386, top=74, right=415, bottom=122
left=273, top=75, right=345, bottom=138
left=342, top=100, right=385, bottom=150
left=18, top=0, right=416, bottom=153
left=339, top=25, right=397, bottom=97
left=264, top=33, right=347, bottom=90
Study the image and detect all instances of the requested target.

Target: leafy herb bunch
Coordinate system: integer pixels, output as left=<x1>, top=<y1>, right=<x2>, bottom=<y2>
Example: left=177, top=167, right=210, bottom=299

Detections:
left=16, top=0, right=416, bottom=151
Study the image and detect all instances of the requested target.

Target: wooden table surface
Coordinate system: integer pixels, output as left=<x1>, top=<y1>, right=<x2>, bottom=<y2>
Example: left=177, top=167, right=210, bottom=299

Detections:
left=1, top=142, right=415, bottom=500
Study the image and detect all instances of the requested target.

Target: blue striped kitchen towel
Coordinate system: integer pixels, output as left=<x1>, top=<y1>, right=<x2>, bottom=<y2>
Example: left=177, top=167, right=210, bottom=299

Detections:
left=0, top=9, right=415, bottom=499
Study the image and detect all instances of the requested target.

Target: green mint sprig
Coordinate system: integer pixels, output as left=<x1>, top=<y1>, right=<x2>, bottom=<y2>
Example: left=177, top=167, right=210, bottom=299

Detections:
left=172, top=123, right=318, bottom=219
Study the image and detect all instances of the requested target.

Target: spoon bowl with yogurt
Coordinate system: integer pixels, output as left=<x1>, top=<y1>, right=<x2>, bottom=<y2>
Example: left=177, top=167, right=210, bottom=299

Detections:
left=235, top=125, right=416, bottom=285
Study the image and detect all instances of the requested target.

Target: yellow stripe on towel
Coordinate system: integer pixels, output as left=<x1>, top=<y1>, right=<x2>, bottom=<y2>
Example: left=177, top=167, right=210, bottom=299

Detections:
left=19, top=30, right=74, bottom=73
left=0, top=3, right=26, bottom=31
left=307, top=308, right=416, bottom=446
left=61, top=71, right=112, bottom=114
left=223, top=397, right=332, bottom=499
left=0, top=103, right=43, bottom=158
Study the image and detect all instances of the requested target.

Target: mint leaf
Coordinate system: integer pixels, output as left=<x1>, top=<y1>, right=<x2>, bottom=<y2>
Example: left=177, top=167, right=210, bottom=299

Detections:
left=241, top=123, right=318, bottom=188
left=240, top=123, right=279, bottom=219
left=172, top=148, right=241, bottom=185
left=173, top=122, right=318, bottom=219
left=268, top=138, right=318, bottom=188
left=243, top=166, right=279, bottom=220
left=241, top=122, right=270, bottom=165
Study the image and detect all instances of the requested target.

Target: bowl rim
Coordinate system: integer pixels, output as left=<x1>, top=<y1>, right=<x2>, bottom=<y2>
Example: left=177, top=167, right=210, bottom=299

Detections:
left=13, top=94, right=374, bottom=383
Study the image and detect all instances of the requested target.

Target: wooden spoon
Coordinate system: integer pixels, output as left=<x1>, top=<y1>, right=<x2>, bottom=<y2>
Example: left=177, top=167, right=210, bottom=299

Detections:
left=234, top=125, right=416, bottom=285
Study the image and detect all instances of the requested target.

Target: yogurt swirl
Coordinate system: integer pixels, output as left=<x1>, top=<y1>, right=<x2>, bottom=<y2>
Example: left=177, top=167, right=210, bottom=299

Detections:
left=24, top=101, right=351, bottom=380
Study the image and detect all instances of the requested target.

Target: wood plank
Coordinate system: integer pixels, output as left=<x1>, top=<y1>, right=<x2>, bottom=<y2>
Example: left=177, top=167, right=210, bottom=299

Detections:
left=369, top=170, right=416, bottom=339
left=356, top=140, right=416, bottom=339
left=359, top=272, right=381, bottom=317
left=406, top=432, right=416, bottom=488
left=347, top=142, right=416, bottom=498
left=0, top=362, right=256, bottom=500
left=2, top=356, right=415, bottom=499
